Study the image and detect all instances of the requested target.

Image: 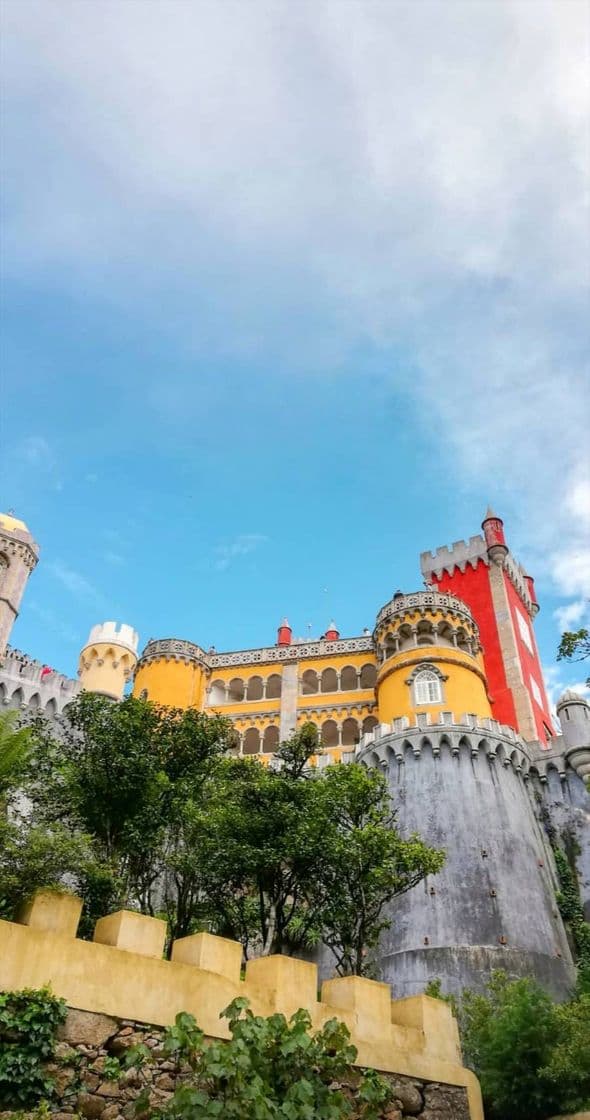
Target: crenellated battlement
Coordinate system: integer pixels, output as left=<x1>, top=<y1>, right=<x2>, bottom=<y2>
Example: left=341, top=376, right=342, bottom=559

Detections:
left=355, top=716, right=569, bottom=782
left=0, top=891, right=483, bottom=1119
left=420, top=536, right=487, bottom=580
left=0, top=645, right=80, bottom=715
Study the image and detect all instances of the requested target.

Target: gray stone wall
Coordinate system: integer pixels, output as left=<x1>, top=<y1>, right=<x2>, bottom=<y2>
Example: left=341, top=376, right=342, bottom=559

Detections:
left=359, top=726, right=580, bottom=1000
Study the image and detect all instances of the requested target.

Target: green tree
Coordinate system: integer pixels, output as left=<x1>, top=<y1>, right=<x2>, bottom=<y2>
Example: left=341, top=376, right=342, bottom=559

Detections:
left=557, top=626, right=590, bottom=686
left=20, top=695, right=233, bottom=938
left=315, top=763, right=445, bottom=975
left=141, top=998, right=393, bottom=1120
left=196, top=723, right=443, bottom=971
left=0, top=710, right=32, bottom=802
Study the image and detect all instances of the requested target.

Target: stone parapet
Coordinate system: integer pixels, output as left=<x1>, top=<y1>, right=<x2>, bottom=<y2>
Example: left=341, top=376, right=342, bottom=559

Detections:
left=374, top=590, right=478, bottom=633
left=0, top=891, right=483, bottom=1120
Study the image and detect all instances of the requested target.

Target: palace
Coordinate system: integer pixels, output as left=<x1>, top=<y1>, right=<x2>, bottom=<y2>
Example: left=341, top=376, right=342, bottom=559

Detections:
left=1, top=507, right=589, bottom=1000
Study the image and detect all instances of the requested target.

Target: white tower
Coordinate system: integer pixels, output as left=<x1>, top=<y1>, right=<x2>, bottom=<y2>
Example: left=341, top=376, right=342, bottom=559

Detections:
left=78, top=622, right=139, bottom=700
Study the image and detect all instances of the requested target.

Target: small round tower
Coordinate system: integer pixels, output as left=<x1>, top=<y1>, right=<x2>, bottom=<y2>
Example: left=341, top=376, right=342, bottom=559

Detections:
left=78, top=622, right=139, bottom=701
left=373, top=590, right=491, bottom=725
left=557, top=690, right=590, bottom=781
left=482, top=507, right=508, bottom=566
left=133, top=638, right=209, bottom=708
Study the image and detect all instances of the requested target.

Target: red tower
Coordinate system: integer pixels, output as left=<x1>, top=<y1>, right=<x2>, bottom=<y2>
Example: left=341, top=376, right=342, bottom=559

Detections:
left=420, top=509, right=554, bottom=746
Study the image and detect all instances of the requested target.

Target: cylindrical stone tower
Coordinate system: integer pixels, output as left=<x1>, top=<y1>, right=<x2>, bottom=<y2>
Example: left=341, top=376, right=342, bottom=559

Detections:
left=133, top=638, right=209, bottom=708
left=354, top=589, right=576, bottom=999
left=359, top=726, right=575, bottom=999
left=78, top=622, right=139, bottom=701
left=0, top=512, right=39, bottom=656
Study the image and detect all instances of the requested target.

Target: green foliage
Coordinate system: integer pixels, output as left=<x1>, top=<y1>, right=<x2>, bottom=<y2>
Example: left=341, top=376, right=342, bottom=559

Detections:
left=0, top=710, right=32, bottom=799
left=0, top=815, right=100, bottom=922
left=423, top=978, right=458, bottom=1018
left=428, top=970, right=590, bottom=1120
left=24, top=694, right=234, bottom=938
left=557, top=627, right=590, bottom=665
left=0, top=986, right=67, bottom=1108
left=195, top=723, right=443, bottom=972
left=315, top=762, right=444, bottom=976
left=553, top=845, right=590, bottom=994
left=145, top=997, right=393, bottom=1119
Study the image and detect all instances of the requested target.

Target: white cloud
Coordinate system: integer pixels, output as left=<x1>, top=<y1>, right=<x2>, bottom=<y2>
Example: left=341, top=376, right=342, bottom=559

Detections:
left=214, top=534, right=269, bottom=572
left=48, top=560, right=102, bottom=604
left=2, top=0, right=589, bottom=595
left=553, top=598, right=589, bottom=633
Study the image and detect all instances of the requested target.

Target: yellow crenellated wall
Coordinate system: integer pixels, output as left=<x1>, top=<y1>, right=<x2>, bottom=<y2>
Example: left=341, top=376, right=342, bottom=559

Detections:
left=78, top=642, right=137, bottom=702
left=376, top=646, right=491, bottom=725
left=133, top=657, right=207, bottom=710
left=0, top=891, right=483, bottom=1120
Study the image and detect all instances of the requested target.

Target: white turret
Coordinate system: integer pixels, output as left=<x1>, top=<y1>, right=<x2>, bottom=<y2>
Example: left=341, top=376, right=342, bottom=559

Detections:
left=78, top=622, right=139, bottom=700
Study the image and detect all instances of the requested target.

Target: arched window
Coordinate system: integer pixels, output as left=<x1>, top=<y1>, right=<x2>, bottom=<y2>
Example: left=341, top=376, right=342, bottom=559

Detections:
left=341, top=717, right=359, bottom=747
left=362, top=715, right=379, bottom=735
left=0, top=553, right=8, bottom=590
left=209, top=680, right=227, bottom=705
left=45, top=698, right=57, bottom=717
left=413, top=670, right=442, bottom=705
left=139, top=688, right=148, bottom=701
left=243, top=727, right=261, bottom=755
left=266, top=674, right=282, bottom=699
left=263, top=726, right=280, bottom=753
left=246, top=676, right=263, bottom=701
left=321, top=667, right=338, bottom=693
left=321, top=719, right=339, bottom=748
left=360, top=663, right=377, bottom=689
left=340, top=666, right=358, bottom=691
left=228, top=678, right=245, bottom=702
left=28, top=693, right=41, bottom=710
left=10, top=687, right=24, bottom=709
left=301, top=669, right=318, bottom=695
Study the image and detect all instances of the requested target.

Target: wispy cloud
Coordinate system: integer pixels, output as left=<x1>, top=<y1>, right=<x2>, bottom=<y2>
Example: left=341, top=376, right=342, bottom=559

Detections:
left=103, top=551, right=126, bottom=567
left=27, top=600, right=80, bottom=645
left=48, top=560, right=102, bottom=605
left=554, top=599, right=589, bottom=634
left=214, top=534, right=269, bottom=572
left=2, top=0, right=589, bottom=601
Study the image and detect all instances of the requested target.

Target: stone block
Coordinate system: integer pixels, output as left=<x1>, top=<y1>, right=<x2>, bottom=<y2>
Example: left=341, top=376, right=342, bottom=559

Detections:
left=18, top=890, right=82, bottom=938
left=59, top=1008, right=119, bottom=1048
left=245, top=954, right=318, bottom=1014
left=93, top=911, right=166, bottom=958
left=321, top=975, right=392, bottom=1040
left=171, top=930, right=242, bottom=982
left=390, top=996, right=461, bottom=1063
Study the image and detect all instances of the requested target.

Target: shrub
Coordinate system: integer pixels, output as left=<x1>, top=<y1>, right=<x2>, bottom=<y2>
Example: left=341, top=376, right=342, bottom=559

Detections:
left=143, top=996, right=393, bottom=1119
left=0, top=986, right=67, bottom=1108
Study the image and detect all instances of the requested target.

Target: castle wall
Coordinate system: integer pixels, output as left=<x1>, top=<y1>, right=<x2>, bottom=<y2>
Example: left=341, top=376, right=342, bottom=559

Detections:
left=0, top=891, right=484, bottom=1120
left=360, top=727, right=576, bottom=1000
left=537, top=766, right=590, bottom=922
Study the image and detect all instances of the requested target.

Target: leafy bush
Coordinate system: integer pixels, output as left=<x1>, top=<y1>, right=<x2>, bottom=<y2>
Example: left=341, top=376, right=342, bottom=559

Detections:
left=0, top=986, right=67, bottom=1108
left=428, top=971, right=590, bottom=1120
left=141, top=996, right=393, bottom=1119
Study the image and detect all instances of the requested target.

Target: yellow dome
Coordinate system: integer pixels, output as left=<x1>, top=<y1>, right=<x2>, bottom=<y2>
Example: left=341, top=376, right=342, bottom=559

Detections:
left=0, top=512, right=29, bottom=534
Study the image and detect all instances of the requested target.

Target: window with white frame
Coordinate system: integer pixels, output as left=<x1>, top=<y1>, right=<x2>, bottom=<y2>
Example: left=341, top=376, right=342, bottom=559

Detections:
left=530, top=675, right=543, bottom=708
left=414, top=669, right=443, bottom=705
left=516, top=608, right=533, bottom=654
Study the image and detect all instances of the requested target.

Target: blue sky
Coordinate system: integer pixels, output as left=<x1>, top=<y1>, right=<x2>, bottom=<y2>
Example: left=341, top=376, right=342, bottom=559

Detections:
left=1, top=0, right=589, bottom=708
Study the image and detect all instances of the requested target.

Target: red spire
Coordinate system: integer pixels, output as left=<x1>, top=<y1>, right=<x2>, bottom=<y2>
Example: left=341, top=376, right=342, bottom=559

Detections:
left=277, top=618, right=292, bottom=646
left=324, top=621, right=339, bottom=641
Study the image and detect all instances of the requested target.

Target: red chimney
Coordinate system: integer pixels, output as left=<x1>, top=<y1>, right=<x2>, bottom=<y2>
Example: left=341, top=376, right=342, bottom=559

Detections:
left=482, top=506, right=508, bottom=563
left=324, top=621, right=339, bottom=641
left=277, top=618, right=292, bottom=646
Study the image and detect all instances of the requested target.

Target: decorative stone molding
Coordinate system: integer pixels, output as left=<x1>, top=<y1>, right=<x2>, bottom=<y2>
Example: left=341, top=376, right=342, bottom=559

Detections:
left=138, top=635, right=375, bottom=671
left=374, top=591, right=479, bottom=635
left=355, top=718, right=572, bottom=783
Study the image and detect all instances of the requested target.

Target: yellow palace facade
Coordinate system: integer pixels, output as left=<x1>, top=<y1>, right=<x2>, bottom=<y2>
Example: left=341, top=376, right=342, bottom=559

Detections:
left=132, top=591, right=490, bottom=761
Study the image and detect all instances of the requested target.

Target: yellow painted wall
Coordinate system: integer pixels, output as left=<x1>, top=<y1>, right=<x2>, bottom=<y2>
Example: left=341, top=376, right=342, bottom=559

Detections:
left=0, top=892, right=484, bottom=1120
left=79, top=642, right=137, bottom=702
left=133, top=658, right=207, bottom=710
left=376, top=646, right=491, bottom=725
